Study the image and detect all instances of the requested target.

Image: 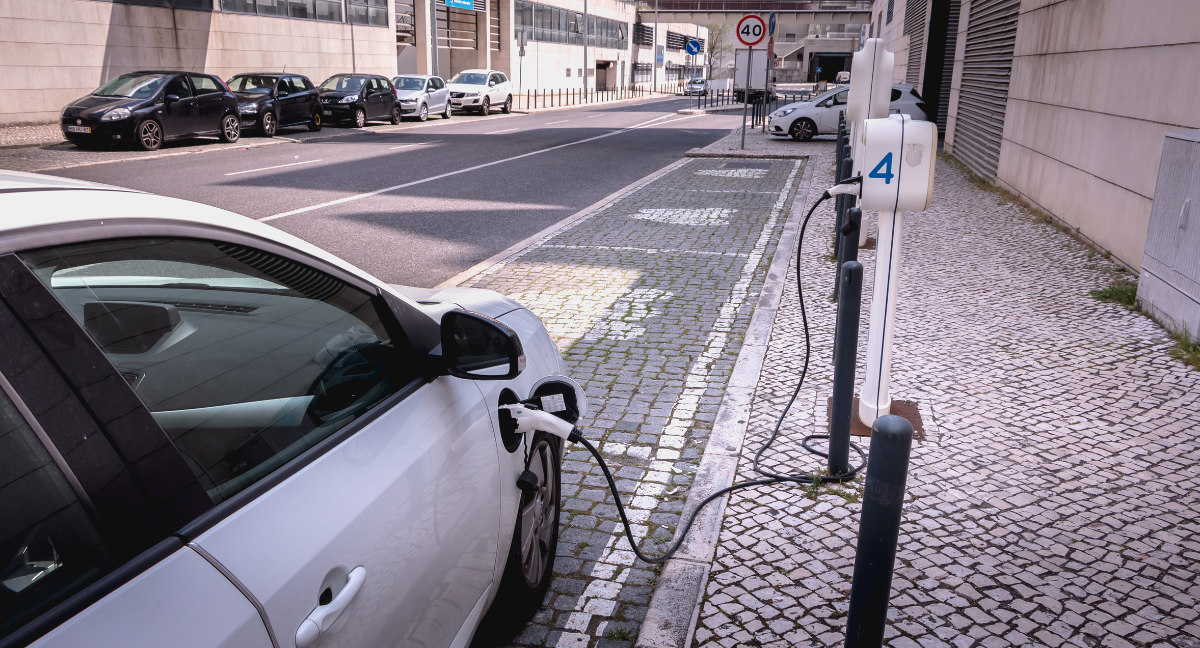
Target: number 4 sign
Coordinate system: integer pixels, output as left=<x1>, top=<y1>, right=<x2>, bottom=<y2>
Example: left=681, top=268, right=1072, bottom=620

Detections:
left=736, top=15, right=766, bottom=47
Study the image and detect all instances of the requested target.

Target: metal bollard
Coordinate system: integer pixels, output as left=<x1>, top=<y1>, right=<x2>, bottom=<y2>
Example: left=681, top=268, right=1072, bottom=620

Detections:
left=828, top=259, right=863, bottom=477
left=832, top=153, right=854, bottom=300
left=844, top=414, right=914, bottom=648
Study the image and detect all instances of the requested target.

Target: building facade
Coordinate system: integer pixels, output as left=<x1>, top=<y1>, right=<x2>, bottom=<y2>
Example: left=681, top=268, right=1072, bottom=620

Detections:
left=0, top=0, right=703, bottom=126
left=874, top=0, right=1200, bottom=273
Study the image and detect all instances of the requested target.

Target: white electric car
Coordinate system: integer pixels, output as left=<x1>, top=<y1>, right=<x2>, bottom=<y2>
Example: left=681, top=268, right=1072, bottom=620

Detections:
left=767, top=83, right=928, bottom=141
left=0, top=171, right=584, bottom=648
left=447, top=69, right=513, bottom=116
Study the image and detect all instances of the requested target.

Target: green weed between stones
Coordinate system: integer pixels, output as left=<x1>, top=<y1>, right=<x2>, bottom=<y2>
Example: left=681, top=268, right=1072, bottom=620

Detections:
left=1170, top=332, right=1200, bottom=371
left=1089, top=279, right=1138, bottom=309
left=605, top=627, right=635, bottom=641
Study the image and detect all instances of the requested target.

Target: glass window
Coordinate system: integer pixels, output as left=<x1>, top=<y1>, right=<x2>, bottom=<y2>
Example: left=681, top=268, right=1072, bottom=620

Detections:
left=189, top=74, right=222, bottom=95
left=255, top=0, right=287, bottom=15
left=164, top=75, right=193, bottom=98
left=93, top=73, right=167, bottom=99
left=221, top=0, right=256, bottom=13
left=228, top=75, right=274, bottom=94
left=291, top=75, right=313, bottom=91
left=314, top=0, right=342, bottom=21
left=0, top=386, right=109, bottom=642
left=288, top=0, right=315, bottom=18
left=21, top=239, right=416, bottom=506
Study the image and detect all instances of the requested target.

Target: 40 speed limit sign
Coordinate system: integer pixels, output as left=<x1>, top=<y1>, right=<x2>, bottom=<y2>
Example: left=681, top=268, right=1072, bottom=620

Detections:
left=736, top=14, right=766, bottom=47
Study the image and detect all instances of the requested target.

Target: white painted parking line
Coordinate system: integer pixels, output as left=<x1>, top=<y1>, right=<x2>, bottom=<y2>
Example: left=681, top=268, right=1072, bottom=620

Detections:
left=544, top=120, right=570, bottom=125
left=389, top=140, right=442, bottom=150
left=224, top=159, right=322, bottom=176
left=486, top=128, right=521, bottom=134
left=261, top=113, right=693, bottom=222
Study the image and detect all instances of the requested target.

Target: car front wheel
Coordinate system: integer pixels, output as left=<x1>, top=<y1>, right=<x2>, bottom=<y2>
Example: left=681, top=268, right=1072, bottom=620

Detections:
left=219, top=114, right=240, bottom=143
left=790, top=118, right=816, bottom=142
left=418, top=103, right=428, bottom=122
left=260, top=112, right=276, bottom=137
left=135, top=119, right=162, bottom=151
left=480, top=97, right=490, bottom=116
left=479, top=432, right=560, bottom=636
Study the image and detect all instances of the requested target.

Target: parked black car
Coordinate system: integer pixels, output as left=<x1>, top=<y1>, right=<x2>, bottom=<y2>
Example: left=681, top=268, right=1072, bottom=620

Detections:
left=318, top=74, right=401, bottom=128
left=227, top=73, right=322, bottom=136
left=61, top=71, right=240, bottom=151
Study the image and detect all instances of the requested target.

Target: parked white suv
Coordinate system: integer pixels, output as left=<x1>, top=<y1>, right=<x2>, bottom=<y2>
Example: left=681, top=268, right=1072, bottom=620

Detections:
left=447, top=69, right=513, bottom=115
left=767, top=83, right=927, bottom=141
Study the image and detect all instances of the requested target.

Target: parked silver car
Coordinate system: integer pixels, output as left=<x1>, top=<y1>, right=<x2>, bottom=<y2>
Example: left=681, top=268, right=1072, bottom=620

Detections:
left=392, top=74, right=451, bottom=121
left=767, top=83, right=928, bottom=141
left=683, top=78, right=708, bottom=96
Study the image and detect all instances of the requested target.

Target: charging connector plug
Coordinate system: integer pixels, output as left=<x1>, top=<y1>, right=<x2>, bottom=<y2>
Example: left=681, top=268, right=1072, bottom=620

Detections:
left=499, top=404, right=578, bottom=441
left=822, top=175, right=863, bottom=200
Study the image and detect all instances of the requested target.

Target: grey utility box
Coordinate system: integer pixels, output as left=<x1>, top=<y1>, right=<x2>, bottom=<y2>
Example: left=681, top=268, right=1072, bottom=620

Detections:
left=1139, top=129, right=1200, bottom=342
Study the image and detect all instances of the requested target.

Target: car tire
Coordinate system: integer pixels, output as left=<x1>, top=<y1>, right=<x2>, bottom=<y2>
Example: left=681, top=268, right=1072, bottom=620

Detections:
left=442, top=103, right=452, bottom=119
left=501, top=95, right=512, bottom=114
left=390, top=106, right=402, bottom=125
left=308, top=111, right=322, bottom=132
left=135, top=119, right=163, bottom=151
left=353, top=108, right=366, bottom=128
left=790, top=118, right=816, bottom=142
left=417, top=103, right=428, bottom=122
left=480, top=97, right=490, bottom=116
left=477, top=432, right=561, bottom=638
left=260, top=112, right=277, bottom=137
left=219, top=114, right=241, bottom=143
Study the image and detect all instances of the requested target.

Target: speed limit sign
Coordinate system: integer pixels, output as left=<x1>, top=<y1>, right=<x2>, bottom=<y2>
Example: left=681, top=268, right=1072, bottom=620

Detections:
left=736, top=14, right=766, bottom=47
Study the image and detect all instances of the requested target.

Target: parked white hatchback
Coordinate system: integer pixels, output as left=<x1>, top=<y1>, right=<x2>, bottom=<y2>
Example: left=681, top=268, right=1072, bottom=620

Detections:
left=0, top=170, right=585, bottom=648
left=767, top=83, right=928, bottom=141
left=447, top=69, right=513, bottom=115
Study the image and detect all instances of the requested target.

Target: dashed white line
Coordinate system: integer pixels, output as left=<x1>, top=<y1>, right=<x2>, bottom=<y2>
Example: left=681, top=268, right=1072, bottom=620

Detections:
left=545, top=119, right=570, bottom=125
left=486, top=127, right=521, bottom=134
left=224, top=159, right=322, bottom=176
left=389, top=140, right=442, bottom=150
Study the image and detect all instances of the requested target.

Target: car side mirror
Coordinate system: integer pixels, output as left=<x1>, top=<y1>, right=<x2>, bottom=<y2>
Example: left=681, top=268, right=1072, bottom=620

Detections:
left=277, top=90, right=289, bottom=97
left=488, top=81, right=496, bottom=87
left=439, top=310, right=524, bottom=380
left=165, top=94, right=180, bottom=103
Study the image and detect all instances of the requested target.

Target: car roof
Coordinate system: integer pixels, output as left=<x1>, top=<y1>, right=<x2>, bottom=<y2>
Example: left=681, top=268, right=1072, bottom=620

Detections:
left=454, top=69, right=497, bottom=74
left=394, top=74, right=436, bottom=79
left=230, top=72, right=287, bottom=77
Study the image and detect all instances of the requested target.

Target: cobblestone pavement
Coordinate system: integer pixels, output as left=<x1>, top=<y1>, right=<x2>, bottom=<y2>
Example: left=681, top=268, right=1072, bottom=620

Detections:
left=455, top=148, right=808, bottom=648
left=691, top=148, right=1200, bottom=647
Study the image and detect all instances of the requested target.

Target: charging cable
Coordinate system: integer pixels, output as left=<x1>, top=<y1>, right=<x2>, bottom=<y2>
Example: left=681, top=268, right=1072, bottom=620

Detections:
left=500, top=180, right=867, bottom=564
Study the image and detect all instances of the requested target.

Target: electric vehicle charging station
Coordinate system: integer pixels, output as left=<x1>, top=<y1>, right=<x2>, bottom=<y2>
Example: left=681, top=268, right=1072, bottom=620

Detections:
left=846, top=39, right=895, bottom=248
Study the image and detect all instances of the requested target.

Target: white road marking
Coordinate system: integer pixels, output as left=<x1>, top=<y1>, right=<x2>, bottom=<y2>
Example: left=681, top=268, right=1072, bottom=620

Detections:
left=545, top=119, right=570, bottom=125
left=695, top=168, right=768, bottom=179
left=687, top=189, right=778, bottom=194
left=224, top=159, right=322, bottom=176
left=389, top=140, right=442, bottom=150
left=260, top=113, right=695, bottom=222
left=631, top=207, right=736, bottom=225
left=486, top=127, right=521, bottom=134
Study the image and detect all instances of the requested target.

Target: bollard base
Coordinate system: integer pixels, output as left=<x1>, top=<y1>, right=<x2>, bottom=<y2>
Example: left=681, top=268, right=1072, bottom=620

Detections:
left=860, top=237, right=877, bottom=250
left=825, top=396, right=925, bottom=440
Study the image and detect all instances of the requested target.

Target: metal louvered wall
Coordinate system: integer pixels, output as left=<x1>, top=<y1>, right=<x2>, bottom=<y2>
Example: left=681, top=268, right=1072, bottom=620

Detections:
left=953, top=0, right=1019, bottom=179
left=937, top=0, right=960, bottom=131
left=903, top=0, right=927, bottom=85
left=490, top=0, right=500, bottom=50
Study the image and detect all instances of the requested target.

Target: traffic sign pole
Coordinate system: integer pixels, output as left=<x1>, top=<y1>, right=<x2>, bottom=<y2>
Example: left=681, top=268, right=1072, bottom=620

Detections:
left=740, top=45, right=752, bottom=149
left=735, top=14, right=765, bottom=149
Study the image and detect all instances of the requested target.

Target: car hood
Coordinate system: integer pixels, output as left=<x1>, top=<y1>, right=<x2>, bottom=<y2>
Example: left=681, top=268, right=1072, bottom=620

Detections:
left=63, top=95, right=145, bottom=120
left=446, top=83, right=487, bottom=94
left=233, top=92, right=271, bottom=104
left=319, top=90, right=357, bottom=100
left=394, top=89, right=425, bottom=100
left=390, top=285, right=523, bottom=319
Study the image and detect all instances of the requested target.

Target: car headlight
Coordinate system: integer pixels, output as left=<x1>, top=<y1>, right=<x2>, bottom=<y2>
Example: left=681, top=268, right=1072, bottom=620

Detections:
left=400, top=98, right=416, bottom=104
left=238, top=103, right=259, bottom=115
left=339, top=95, right=359, bottom=103
left=770, top=107, right=797, bottom=119
left=100, top=107, right=131, bottom=122
left=465, top=91, right=480, bottom=97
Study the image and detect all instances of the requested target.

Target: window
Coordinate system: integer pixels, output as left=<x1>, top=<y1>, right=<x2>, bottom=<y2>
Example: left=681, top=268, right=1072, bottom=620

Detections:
left=348, top=0, right=388, bottom=25
left=164, top=75, right=192, bottom=98
left=21, top=239, right=416, bottom=506
left=222, top=0, right=341, bottom=21
left=887, top=0, right=894, bottom=24
left=0, top=385, right=109, bottom=642
left=189, top=74, right=222, bottom=95
left=291, top=75, right=313, bottom=91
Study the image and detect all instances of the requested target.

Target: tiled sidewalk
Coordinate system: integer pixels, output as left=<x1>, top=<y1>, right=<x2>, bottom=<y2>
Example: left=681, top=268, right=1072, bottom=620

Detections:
left=688, top=146, right=1200, bottom=647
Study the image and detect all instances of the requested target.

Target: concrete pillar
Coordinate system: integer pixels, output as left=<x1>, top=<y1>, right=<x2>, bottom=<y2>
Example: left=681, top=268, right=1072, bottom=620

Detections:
left=415, top=0, right=434, bottom=75
left=497, top=0, right=515, bottom=78
left=476, top=2, right=491, bottom=69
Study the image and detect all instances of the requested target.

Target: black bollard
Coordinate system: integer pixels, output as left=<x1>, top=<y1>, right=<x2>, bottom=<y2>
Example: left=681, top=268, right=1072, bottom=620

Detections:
left=844, top=414, right=915, bottom=648
left=832, top=153, right=854, bottom=300
left=827, top=260, right=863, bottom=477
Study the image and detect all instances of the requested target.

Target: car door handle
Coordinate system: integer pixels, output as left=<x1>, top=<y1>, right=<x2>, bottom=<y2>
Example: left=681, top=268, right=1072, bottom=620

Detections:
left=295, top=566, right=366, bottom=648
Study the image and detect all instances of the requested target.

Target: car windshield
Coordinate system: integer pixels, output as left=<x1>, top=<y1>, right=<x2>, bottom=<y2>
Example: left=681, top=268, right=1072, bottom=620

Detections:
left=393, top=77, right=425, bottom=90
left=320, top=76, right=365, bottom=92
left=228, top=76, right=277, bottom=94
left=93, top=74, right=167, bottom=99
left=449, top=72, right=488, bottom=85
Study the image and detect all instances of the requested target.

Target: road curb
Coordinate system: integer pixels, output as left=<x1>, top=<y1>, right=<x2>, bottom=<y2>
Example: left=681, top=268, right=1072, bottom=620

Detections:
left=635, top=153, right=819, bottom=648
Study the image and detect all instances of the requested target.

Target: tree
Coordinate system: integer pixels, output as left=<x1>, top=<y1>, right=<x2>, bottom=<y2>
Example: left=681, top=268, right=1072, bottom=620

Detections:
left=706, top=23, right=731, bottom=79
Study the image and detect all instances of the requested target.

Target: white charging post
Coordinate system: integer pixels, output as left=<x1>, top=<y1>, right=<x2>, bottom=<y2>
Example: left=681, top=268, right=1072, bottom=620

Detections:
left=856, top=115, right=937, bottom=427
left=845, top=39, right=894, bottom=247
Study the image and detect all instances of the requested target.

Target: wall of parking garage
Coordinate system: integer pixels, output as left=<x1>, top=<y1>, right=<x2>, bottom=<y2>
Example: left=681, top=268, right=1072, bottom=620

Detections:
left=0, top=0, right=396, bottom=126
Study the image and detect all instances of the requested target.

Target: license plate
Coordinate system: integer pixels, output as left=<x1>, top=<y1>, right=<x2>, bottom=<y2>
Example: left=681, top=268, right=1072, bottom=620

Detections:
left=65, top=125, right=91, bottom=134
left=323, top=110, right=332, bottom=116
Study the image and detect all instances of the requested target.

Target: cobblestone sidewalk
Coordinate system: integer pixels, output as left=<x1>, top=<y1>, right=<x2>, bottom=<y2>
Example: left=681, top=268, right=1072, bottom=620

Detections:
left=689, top=148, right=1200, bottom=647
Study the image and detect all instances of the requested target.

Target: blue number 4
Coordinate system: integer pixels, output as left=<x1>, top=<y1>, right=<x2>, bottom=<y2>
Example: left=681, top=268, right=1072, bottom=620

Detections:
left=869, top=152, right=895, bottom=184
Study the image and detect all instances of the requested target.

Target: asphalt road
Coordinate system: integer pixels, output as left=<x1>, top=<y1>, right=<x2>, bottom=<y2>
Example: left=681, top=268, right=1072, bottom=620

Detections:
left=46, top=97, right=737, bottom=287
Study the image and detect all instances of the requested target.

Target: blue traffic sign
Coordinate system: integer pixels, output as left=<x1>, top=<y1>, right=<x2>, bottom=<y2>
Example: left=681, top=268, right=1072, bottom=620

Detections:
left=446, top=0, right=474, bottom=9
left=686, top=39, right=702, bottom=55
left=768, top=12, right=776, bottom=36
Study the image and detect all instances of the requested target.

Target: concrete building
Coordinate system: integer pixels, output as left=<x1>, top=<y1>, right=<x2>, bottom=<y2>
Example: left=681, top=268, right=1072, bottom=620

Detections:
left=0, top=0, right=703, bottom=127
left=872, top=0, right=1200, bottom=275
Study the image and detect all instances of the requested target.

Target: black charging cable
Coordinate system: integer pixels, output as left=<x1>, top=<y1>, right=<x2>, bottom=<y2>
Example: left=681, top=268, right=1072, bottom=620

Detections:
left=568, top=186, right=867, bottom=564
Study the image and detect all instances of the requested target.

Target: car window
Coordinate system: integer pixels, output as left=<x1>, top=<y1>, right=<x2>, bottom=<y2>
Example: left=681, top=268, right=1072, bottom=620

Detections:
left=495, top=73, right=508, bottom=84
left=908, top=88, right=923, bottom=100
left=163, top=75, right=192, bottom=99
left=20, top=238, right=417, bottom=506
left=449, top=72, right=487, bottom=85
left=431, top=77, right=444, bottom=90
left=93, top=74, right=167, bottom=99
left=291, top=76, right=312, bottom=91
left=0, top=385, right=110, bottom=642
left=321, top=76, right=364, bottom=92
left=829, top=90, right=848, bottom=105
left=189, top=74, right=221, bottom=95
left=379, top=78, right=392, bottom=92
left=394, top=76, right=424, bottom=91
left=891, top=88, right=902, bottom=101
left=275, top=77, right=292, bottom=94
left=228, top=75, right=273, bottom=94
